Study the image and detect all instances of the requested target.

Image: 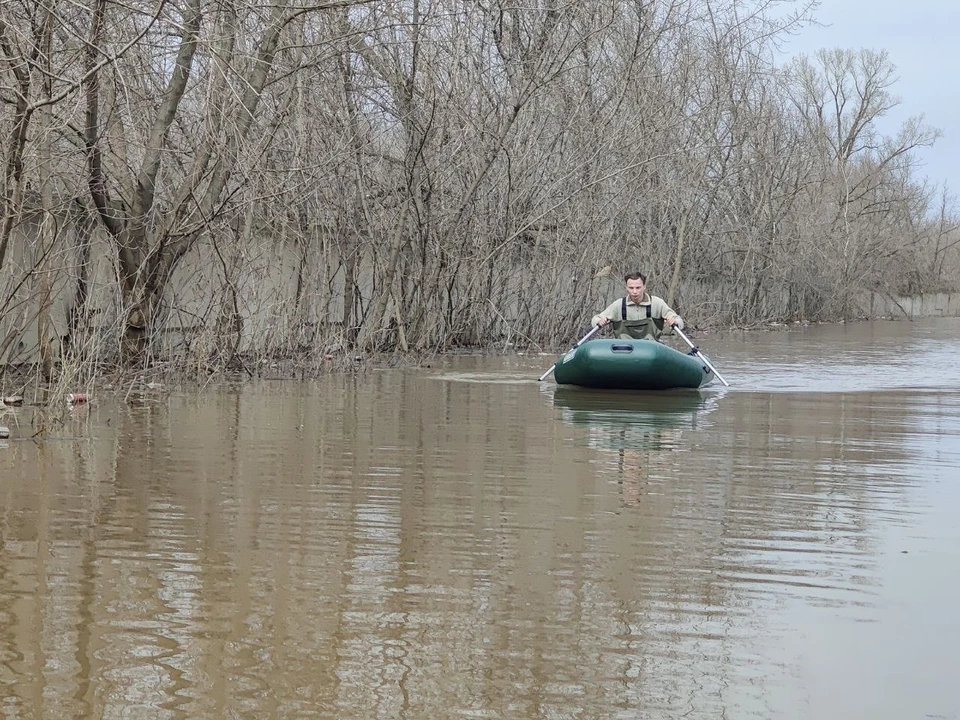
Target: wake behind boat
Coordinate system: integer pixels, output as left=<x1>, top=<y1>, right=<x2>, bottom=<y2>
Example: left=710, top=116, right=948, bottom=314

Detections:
left=552, top=338, right=715, bottom=390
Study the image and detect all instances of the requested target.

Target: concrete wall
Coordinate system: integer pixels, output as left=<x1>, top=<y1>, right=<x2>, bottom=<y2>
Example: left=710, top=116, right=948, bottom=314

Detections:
left=3, top=211, right=958, bottom=367
left=0, top=216, right=360, bottom=365
left=861, top=292, right=960, bottom=318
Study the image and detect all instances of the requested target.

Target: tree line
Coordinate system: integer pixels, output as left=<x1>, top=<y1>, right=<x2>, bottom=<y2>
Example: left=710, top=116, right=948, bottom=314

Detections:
left=1, top=0, right=957, bottom=383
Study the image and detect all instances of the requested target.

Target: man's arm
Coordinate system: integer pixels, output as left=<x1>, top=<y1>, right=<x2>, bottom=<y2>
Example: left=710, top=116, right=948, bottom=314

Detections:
left=652, top=296, right=684, bottom=329
left=591, top=299, right=620, bottom=327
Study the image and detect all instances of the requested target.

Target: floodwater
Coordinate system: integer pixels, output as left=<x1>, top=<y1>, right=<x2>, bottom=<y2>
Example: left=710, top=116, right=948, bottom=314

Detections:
left=1, top=318, right=958, bottom=719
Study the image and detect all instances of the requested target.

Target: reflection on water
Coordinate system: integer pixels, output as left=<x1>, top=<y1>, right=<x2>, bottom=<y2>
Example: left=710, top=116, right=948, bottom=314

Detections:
left=0, top=319, right=958, bottom=719
left=551, top=386, right=717, bottom=453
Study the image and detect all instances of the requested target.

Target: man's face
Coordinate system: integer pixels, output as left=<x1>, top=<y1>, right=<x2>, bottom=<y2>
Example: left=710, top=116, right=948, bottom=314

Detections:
left=625, top=278, right=645, bottom=303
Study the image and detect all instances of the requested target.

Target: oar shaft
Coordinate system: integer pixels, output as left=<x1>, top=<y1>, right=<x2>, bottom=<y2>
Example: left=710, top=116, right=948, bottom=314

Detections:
left=539, top=324, right=602, bottom=381
left=674, top=327, right=730, bottom=387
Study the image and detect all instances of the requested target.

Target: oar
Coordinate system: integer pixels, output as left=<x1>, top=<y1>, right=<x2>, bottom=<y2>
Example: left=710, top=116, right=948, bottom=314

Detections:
left=539, top=324, right=602, bottom=381
left=673, top=326, right=730, bottom=386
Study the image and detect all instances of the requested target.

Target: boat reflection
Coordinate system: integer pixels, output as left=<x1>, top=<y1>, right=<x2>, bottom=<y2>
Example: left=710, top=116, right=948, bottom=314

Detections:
left=552, top=387, right=720, bottom=507
left=552, top=387, right=717, bottom=453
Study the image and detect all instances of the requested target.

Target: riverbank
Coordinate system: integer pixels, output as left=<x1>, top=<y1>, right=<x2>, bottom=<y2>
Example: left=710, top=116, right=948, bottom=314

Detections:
left=0, top=313, right=956, bottom=420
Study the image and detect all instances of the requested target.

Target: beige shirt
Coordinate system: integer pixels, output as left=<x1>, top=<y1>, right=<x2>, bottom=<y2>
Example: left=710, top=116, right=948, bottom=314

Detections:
left=591, top=293, right=676, bottom=326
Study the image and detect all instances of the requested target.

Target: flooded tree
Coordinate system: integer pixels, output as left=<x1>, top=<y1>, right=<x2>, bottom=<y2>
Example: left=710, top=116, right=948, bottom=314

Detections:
left=0, top=0, right=957, bottom=389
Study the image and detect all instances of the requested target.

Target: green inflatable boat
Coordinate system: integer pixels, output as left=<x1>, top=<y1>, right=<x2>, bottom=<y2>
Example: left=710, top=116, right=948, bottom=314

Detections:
left=552, top=339, right=715, bottom=390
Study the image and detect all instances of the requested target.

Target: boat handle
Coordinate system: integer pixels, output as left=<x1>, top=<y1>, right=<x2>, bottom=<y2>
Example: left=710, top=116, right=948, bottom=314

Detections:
left=611, top=344, right=634, bottom=353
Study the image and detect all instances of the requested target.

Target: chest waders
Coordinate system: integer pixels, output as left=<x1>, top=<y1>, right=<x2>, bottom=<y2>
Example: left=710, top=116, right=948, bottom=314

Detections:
left=612, top=297, right=664, bottom=340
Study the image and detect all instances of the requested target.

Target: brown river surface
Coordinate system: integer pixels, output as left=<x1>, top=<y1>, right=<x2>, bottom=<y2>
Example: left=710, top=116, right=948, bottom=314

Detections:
left=1, top=318, right=958, bottom=719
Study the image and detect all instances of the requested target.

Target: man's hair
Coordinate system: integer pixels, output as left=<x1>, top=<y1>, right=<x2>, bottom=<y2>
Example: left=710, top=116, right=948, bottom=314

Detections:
left=624, top=271, right=646, bottom=283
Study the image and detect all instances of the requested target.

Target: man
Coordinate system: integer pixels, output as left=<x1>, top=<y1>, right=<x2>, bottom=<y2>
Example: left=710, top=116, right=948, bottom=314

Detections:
left=591, top=271, right=684, bottom=341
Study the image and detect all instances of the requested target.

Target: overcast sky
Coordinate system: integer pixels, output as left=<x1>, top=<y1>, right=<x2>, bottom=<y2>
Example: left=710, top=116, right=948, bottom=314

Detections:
left=780, top=0, right=960, bottom=191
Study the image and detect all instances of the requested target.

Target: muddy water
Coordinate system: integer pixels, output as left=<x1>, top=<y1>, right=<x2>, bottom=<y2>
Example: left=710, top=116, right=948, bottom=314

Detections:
left=1, top=318, right=958, bottom=719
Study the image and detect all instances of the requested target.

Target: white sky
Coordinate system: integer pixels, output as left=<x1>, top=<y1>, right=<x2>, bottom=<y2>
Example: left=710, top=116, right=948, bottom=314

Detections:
left=780, top=0, right=960, bottom=191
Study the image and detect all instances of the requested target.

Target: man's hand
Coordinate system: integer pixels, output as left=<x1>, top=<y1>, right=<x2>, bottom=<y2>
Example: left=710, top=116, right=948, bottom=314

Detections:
left=593, top=316, right=610, bottom=327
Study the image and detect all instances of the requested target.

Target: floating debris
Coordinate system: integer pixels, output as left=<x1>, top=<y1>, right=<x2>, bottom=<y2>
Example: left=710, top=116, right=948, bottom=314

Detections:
left=2, top=396, right=22, bottom=406
left=0, top=426, right=9, bottom=439
left=67, top=393, right=89, bottom=404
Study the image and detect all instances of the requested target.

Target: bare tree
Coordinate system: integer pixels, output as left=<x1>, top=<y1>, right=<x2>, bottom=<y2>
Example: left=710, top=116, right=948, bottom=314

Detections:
left=1, top=0, right=957, bottom=383
left=80, top=0, right=371, bottom=360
